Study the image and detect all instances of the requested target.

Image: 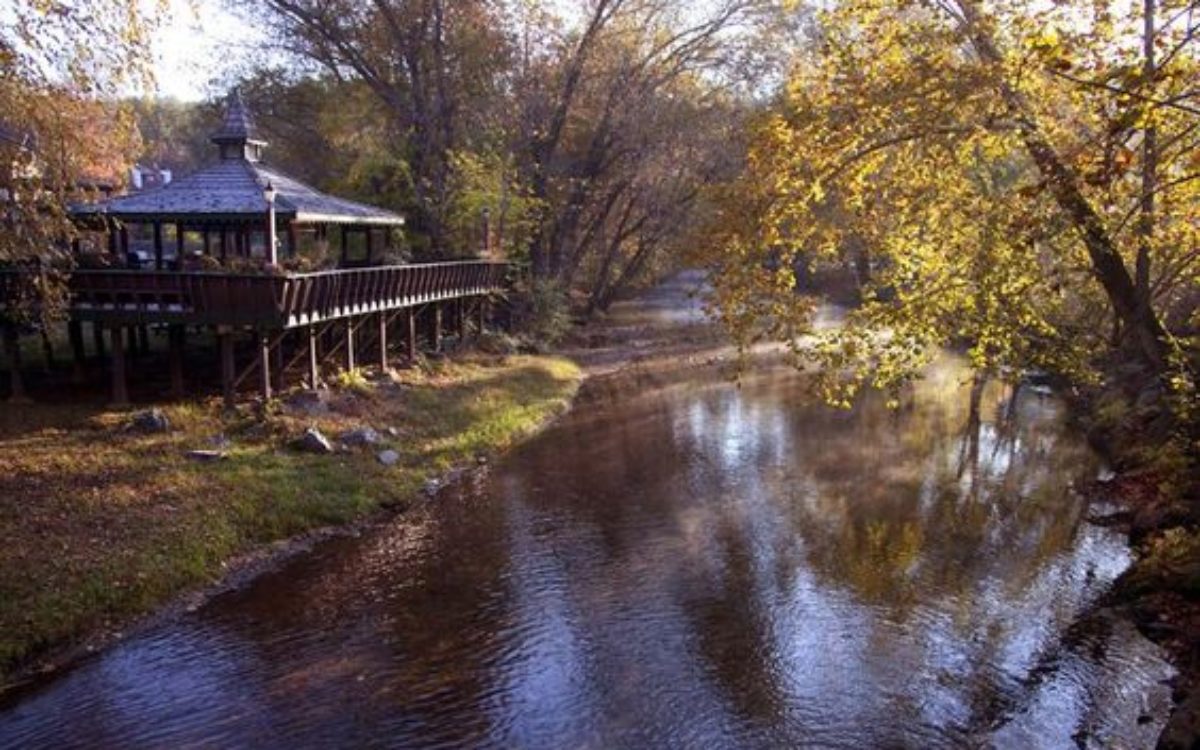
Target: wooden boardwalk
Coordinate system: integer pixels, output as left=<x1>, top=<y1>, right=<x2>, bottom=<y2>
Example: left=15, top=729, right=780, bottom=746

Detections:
left=1, top=261, right=509, bottom=405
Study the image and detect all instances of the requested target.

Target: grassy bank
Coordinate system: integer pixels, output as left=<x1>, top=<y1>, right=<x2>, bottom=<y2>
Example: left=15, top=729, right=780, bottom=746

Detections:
left=0, top=353, right=581, bottom=685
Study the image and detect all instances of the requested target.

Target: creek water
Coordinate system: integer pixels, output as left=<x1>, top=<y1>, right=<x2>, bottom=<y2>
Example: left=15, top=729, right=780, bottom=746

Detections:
left=0, top=283, right=1176, bottom=749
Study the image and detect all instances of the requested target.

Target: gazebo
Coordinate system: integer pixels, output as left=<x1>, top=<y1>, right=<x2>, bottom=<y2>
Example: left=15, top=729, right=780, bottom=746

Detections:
left=74, top=90, right=406, bottom=270
left=2, top=91, right=507, bottom=406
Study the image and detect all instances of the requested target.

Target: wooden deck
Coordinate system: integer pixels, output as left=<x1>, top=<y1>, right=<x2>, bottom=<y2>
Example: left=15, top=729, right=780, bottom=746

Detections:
left=2, top=262, right=510, bottom=405
left=1, top=261, right=509, bottom=329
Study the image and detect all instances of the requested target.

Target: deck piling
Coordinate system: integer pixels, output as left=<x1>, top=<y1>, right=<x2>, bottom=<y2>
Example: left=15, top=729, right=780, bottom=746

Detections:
left=69, top=321, right=86, bottom=385
left=307, top=325, right=320, bottom=389
left=432, top=305, right=443, bottom=353
left=168, top=325, right=185, bottom=398
left=406, top=308, right=417, bottom=361
left=258, top=334, right=273, bottom=401
left=110, top=326, right=129, bottom=407
left=377, top=313, right=389, bottom=371
left=219, top=332, right=235, bottom=408
left=92, top=322, right=106, bottom=360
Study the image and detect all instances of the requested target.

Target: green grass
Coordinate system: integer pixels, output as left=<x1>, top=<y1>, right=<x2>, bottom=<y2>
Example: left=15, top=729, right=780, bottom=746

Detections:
left=0, top=353, right=581, bottom=682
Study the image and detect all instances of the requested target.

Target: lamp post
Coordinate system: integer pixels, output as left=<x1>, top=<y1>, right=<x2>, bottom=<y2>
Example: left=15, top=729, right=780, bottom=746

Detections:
left=263, top=181, right=278, bottom=266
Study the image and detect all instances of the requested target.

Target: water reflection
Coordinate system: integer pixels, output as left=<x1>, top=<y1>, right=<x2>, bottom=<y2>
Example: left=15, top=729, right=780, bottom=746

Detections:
left=0, top=356, right=1173, bottom=749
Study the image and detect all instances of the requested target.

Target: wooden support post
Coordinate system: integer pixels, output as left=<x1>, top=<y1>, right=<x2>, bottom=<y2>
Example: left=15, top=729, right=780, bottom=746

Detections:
left=69, top=321, right=86, bottom=385
left=258, top=333, right=273, bottom=402
left=406, top=308, right=418, bottom=361
left=4, top=323, right=29, bottom=402
left=110, top=326, right=129, bottom=407
left=457, top=299, right=468, bottom=342
left=377, top=313, right=389, bottom=372
left=307, top=325, right=320, bottom=389
left=219, top=331, right=235, bottom=408
left=432, top=304, right=443, bottom=353
left=345, top=320, right=356, bottom=371
left=478, top=298, right=488, bottom=336
left=272, top=332, right=285, bottom=392
left=92, top=321, right=106, bottom=359
left=168, top=324, right=185, bottom=398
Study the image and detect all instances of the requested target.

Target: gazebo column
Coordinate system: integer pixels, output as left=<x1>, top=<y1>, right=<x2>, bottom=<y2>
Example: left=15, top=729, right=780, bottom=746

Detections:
left=175, top=223, right=185, bottom=268
left=365, top=227, right=375, bottom=264
left=457, top=299, right=468, bottom=342
left=68, top=320, right=86, bottom=385
left=345, top=320, right=356, bottom=371
left=219, top=329, right=236, bottom=408
left=110, top=326, right=129, bottom=407
left=3, top=323, right=29, bottom=403
left=168, top=324, right=185, bottom=398
left=478, top=298, right=488, bottom=336
left=377, top=313, right=389, bottom=371
left=307, top=325, right=320, bottom=389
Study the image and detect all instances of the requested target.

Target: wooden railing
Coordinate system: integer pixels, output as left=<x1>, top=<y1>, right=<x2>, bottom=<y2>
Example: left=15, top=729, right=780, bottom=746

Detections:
left=0, top=262, right=510, bottom=328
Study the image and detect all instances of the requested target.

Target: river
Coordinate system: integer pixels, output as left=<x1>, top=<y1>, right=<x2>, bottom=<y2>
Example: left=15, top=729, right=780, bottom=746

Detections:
left=0, top=277, right=1175, bottom=749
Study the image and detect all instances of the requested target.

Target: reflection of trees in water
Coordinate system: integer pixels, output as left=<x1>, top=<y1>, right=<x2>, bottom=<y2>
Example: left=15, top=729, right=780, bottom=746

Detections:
left=775, top=362, right=1095, bottom=621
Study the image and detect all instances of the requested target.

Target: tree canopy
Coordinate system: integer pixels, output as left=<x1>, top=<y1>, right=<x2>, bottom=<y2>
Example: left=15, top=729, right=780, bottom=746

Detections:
left=1, top=0, right=162, bottom=322
left=703, top=0, right=1198, bottom=407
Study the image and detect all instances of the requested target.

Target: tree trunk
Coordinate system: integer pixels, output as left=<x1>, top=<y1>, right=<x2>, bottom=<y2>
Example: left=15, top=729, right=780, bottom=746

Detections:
left=957, top=0, right=1169, bottom=372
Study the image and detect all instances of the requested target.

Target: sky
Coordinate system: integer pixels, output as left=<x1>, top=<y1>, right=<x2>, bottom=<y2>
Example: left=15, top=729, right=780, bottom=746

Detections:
left=152, top=0, right=264, bottom=101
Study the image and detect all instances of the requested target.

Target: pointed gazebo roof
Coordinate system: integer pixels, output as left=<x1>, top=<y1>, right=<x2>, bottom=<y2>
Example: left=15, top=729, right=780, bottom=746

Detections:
left=73, top=91, right=405, bottom=226
left=210, top=89, right=265, bottom=148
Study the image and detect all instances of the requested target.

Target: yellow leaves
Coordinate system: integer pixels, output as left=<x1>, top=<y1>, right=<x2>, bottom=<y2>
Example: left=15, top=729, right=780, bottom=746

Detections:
left=697, top=0, right=1196, bottom=408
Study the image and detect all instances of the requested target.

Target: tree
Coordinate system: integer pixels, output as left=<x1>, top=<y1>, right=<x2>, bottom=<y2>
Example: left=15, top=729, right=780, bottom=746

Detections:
left=704, top=0, right=1198, bottom=405
left=1, top=1, right=161, bottom=327
left=245, top=0, right=767, bottom=312
left=244, top=0, right=514, bottom=256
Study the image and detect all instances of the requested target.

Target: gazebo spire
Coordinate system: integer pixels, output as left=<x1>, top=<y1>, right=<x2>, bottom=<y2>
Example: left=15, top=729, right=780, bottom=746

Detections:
left=210, top=89, right=267, bottom=162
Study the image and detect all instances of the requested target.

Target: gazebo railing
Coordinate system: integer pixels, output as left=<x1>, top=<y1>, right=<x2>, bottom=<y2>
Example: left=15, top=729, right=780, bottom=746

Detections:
left=0, top=262, right=510, bottom=328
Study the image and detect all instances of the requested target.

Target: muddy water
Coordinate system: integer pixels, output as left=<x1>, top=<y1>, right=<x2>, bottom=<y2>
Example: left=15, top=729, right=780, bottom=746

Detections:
left=0, top=308, right=1175, bottom=749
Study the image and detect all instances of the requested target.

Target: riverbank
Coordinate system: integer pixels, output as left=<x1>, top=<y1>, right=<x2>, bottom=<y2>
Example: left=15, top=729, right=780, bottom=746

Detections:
left=0, top=353, right=581, bottom=690
left=1082, top=382, right=1200, bottom=749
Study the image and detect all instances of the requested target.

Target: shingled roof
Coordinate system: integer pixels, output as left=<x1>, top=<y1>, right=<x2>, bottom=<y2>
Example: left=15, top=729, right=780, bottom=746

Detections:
left=73, top=91, right=404, bottom=227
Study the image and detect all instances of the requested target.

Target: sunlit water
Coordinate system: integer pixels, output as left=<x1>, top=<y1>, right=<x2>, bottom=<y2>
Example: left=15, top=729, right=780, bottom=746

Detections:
left=0, top=356, right=1174, bottom=749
